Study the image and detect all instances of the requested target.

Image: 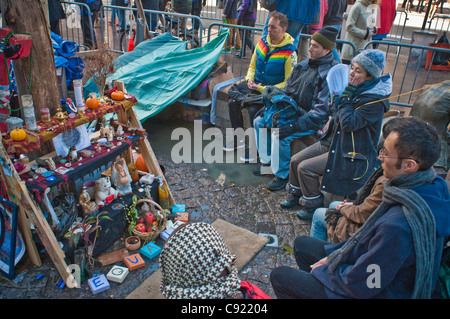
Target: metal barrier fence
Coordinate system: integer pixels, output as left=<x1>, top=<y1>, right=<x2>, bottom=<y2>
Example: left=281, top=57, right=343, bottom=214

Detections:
left=387, top=10, right=409, bottom=43
left=99, top=5, right=204, bottom=52
left=59, top=1, right=97, bottom=50
left=364, top=39, right=450, bottom=107
left=427, top=14, right=450, bottom=38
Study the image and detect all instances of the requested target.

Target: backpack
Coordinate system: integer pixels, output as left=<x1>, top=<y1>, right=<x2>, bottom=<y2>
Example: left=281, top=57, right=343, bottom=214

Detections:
left=240, top=281, right=272, bottom=299
left=262, top=86, right=306, bottom=128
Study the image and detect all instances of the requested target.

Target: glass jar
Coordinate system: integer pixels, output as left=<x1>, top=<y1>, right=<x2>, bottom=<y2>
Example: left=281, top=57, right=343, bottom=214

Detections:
left=73, top=79, right=85, bottom=112
left=40, top=108, right=51, bottom=123
left=21, top=94, right=37, bottom=131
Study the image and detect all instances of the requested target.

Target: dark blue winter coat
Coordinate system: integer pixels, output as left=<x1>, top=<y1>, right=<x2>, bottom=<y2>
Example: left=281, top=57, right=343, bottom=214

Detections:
left=311, top=175, right=450, bottom=298
left=320, top=74, right=392, bottom=197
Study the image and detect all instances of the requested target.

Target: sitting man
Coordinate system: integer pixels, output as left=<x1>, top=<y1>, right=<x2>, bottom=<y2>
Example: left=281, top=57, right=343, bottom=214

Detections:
left=270, top=117, right=450, bottom=299
left=224, top=11, right=297, bottom=151
left=249, top=26, right=339, bottom=191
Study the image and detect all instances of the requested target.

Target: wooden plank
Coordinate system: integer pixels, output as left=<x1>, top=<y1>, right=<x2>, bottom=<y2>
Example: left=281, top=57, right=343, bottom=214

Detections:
left=0, top=135, right=77, bottom=288
left=98, top=248, right=130, bottom=266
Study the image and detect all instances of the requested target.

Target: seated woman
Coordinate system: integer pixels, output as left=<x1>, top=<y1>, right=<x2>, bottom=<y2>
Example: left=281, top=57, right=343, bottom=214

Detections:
left=309, top=118, right=402, bottom=242
left=279, top=49, right=392, bottom=220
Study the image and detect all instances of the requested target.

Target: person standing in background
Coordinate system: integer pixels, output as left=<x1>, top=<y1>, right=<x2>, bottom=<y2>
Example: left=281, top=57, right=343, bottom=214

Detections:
left=222, top=0, right=242, bottom=52
left=341, top=0, right=379, bottom=63
left=236, top=0, right=257, bottom=59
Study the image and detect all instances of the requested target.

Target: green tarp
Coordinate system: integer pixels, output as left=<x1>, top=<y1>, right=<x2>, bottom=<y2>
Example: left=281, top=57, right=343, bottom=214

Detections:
left=84, top=30, right=229, bottom=123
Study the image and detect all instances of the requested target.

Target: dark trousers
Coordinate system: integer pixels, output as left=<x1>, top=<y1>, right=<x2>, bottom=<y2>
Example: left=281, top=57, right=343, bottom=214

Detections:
left=238, top=19, right=256, bottom=57
left=228, top=99, right=262, bottom=129
left=191, top=0, right=203, bottom=31
left=270, top=236, right=328, bottom=299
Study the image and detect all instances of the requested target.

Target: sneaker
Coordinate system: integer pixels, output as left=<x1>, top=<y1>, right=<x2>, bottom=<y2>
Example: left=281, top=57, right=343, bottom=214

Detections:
left=267, top=176, right=289, bottom=191
left=280, top=194, right=301, bottom=208
left=232, top=47, right=241, bottom=52
left=296, top=208, right=315, bottom=220
left=298, top=194, right=324, bottom=209
left=222, top=48, right=231, bottom=53
left=235, top=53, right=247, bottom=59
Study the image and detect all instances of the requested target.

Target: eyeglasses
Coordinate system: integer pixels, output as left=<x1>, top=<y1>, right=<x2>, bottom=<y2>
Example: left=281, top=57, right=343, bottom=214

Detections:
left=378, top=147, right=419, bottom=163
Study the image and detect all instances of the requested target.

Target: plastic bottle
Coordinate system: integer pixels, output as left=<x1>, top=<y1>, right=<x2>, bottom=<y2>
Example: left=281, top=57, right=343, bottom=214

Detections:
left=158, top=176, right=170, bottom=210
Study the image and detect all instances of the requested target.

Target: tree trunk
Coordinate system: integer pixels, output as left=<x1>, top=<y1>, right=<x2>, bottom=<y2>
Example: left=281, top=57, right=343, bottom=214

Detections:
left=1, top=0, right=60, bottom=117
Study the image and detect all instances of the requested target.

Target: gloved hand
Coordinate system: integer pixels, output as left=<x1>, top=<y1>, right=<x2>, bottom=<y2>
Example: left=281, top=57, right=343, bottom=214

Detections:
left=278, top=122, right=299, bottom=140
left=341, top=83, right=357, bottom=99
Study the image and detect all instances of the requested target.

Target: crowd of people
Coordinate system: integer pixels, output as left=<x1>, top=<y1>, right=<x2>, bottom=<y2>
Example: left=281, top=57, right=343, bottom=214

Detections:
left=162, top=4, right=449, bottom=299
left=47, top=0, right=450, bottom=299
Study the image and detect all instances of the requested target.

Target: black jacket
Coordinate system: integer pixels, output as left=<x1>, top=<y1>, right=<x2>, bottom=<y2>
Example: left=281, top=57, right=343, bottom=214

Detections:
left=320, top=74, right=392, bottom=197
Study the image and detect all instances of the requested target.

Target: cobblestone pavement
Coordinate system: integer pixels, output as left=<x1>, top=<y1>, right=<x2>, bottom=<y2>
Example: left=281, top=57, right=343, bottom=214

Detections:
left=0, top=154, right=311, bottom=299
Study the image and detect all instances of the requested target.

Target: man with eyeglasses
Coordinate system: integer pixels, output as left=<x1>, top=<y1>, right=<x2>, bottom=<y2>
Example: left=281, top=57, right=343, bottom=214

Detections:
left=270, top=117, right=450, bottom=299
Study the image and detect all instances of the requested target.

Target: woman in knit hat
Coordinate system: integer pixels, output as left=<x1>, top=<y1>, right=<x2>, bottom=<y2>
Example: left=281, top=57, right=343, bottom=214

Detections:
left=281, top=49, right=392, bottom=220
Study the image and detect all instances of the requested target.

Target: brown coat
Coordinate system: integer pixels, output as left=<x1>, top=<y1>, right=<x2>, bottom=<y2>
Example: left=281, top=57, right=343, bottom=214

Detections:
left=327, top=175, right=388, bottom=243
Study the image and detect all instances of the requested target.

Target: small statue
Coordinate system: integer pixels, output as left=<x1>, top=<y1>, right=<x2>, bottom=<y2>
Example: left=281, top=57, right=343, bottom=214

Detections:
left=106, top=126, right=114, bottom=142
left=94, top=176, right=118, bottom=207
left=111, top=157, right=132, bottom=195
left=79, top=186, right=98, bottom=215
left=68, top=146, right=78, bottom=162
left=45, top=158, right=56, bottom=171
left=116, top=125, right=124, bottom=137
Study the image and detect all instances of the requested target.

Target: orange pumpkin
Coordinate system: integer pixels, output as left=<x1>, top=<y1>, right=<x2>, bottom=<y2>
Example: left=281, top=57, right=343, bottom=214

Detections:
left=135, top=154, right=149, bottom=172
left=10, top=128, right=27, bottom=141
left=111, top=91, right=125, bottom=101
left=86, top=97, right=99, bottom=109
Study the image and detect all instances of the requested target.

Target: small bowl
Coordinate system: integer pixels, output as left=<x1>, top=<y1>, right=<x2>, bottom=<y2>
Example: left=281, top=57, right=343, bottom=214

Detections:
left=125, top=236, right=141, bottom=251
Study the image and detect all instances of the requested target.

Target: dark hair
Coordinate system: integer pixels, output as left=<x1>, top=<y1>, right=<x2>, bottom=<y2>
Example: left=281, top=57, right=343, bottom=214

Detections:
left=269, top=11, right=289, bottom=29
left=391, top=117, right=440, bottom=170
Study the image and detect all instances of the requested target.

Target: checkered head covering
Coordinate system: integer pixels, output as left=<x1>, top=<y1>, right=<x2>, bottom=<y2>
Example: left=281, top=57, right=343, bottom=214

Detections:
left=159, top=222, right=241, bottom=299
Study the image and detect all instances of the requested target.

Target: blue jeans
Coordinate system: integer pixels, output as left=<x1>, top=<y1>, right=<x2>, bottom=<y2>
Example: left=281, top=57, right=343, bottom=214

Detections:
left=262, top=15, right=305, bottom=50
left=253, top=115, right=314, bottom=179
left=310, top=201, right=343, bottom=241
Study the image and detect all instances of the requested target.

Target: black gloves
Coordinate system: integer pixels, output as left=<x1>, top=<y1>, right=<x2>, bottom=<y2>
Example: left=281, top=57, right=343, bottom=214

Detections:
left=278, top=122, right=299, bottom=140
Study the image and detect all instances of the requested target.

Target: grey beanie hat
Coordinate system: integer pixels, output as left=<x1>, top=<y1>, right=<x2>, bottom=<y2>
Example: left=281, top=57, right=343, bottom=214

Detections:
left=351, top=49, right=386, bottom=78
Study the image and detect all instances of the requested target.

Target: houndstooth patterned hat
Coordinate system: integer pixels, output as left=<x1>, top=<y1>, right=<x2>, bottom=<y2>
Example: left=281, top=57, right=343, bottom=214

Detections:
left=159, top=222, right=241, bottom=299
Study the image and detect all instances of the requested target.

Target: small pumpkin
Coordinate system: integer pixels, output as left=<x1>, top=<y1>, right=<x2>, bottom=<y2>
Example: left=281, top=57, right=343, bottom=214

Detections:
left=10, top=128, right=27, bottom=141
left=111, top=91, right=125, bottom=101
left=86, top=97, right=99, bottom=109
left=135, top=154, right=149, bottom=172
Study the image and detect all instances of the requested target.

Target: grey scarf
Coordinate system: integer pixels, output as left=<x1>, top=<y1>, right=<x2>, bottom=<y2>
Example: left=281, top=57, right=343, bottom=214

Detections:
left=327, top=168, right=437, bottom=299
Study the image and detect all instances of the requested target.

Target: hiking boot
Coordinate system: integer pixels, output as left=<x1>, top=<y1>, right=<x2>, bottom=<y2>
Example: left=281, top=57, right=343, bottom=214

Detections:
left=267, top=176, right=289, bottom=191
left=280, top=186, right=302, bottom=208
left=298, top=194, right=324, bottom=209
left=253, top=163, right=272, bottom=176
left=296, top=208, right=315, bottom=220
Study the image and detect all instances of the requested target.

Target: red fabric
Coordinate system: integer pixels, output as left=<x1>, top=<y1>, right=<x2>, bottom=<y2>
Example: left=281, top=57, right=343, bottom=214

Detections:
left=376, top=0, right=397, bottom=35
left=240, top=281, right=272, bottom=299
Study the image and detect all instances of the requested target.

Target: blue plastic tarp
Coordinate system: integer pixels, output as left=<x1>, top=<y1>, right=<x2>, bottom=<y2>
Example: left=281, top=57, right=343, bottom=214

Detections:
left=84, top=30, right=229, bottom=123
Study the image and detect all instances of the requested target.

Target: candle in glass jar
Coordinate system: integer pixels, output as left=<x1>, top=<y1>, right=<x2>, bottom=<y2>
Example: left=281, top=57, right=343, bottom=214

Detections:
left=40, top=108, right=51, bottom=123
left=21, top=94, right=37, bottom=131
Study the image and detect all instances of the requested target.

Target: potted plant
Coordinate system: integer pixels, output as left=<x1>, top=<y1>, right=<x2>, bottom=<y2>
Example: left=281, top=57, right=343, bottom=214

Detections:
left=69, top=211, right=112, bottom=278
